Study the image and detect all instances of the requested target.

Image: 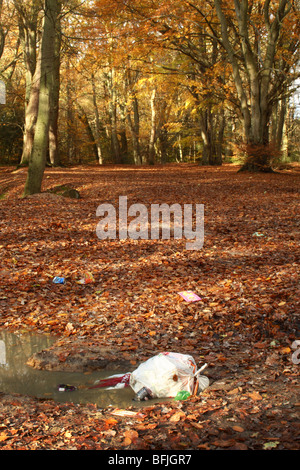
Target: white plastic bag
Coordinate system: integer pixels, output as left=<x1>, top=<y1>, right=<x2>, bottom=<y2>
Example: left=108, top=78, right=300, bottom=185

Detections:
left=129, top=352, right=209, bottom=398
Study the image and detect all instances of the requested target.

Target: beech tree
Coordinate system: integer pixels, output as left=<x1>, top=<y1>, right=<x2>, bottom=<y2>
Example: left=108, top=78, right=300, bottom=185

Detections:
left=1, top=0, right=298, bottom=171
left=117, top=0, right=299, bottom=169
left=213, top=0, right=300, bottom=171
left=15, top=0, right=42, bottom=166
left=24, top=0, right=61, bottom=196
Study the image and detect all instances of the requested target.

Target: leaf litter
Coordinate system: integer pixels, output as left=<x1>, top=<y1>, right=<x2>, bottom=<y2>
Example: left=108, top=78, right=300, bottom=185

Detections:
left=0, top=163, right=299, bottom=450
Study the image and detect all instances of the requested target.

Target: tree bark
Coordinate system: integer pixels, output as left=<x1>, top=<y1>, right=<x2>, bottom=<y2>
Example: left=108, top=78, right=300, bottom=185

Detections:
left=48, top=12, right=61, bottom=166
left=66, top=59, right=76, bottom=163
left=17, top=1, right=41, bottom=165
left=20, top=46, right=41, bottom=166
left=24, top=0, right=61, bottom=196
left=214, top=0, right=291, bottom=171
left=148, top=87, right=156, bottom=165
left=77, top=105, right=99, bottom=162
left=107, top=67, right=121, bottom=163
left=91, top=73, right=103, bottom=164
left=199, top=107, right=224, bottom=165
left=127, top=94, right=141, bottom=165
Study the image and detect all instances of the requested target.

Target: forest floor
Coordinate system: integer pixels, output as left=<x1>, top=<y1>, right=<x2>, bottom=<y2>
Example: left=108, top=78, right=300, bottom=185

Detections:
left=0, top=163, right=299, bottom=452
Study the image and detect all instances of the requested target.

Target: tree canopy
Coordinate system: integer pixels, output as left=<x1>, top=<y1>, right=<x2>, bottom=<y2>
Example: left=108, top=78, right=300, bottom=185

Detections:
left=0, top=0, right=299, bottom=190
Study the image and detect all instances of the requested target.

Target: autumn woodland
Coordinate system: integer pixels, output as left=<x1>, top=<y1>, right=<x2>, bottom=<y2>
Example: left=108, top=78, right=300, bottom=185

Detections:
left=0, top=0, right=299, bottom=453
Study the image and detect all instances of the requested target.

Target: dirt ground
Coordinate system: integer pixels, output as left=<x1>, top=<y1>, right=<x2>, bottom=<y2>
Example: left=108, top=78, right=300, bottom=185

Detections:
left=0, top=163, right=299, bottom=451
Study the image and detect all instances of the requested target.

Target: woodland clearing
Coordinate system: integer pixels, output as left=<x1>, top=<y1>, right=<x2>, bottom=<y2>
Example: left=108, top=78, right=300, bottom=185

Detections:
left=0, top=163, right=299, bottom=451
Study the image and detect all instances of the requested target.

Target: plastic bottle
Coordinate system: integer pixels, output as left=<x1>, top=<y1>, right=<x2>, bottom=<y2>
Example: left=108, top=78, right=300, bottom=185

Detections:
left=134, top=387, right=153, bottom=401
left=57, top=384, right=77, bottom=392
left=53, top=277, right=65, bottom=284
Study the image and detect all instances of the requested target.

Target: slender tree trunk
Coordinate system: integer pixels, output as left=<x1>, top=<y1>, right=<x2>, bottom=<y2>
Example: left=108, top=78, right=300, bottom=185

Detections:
left=66, top=59, right=76, bottom=163
left=48, top=15, right=61, bottom=166
left=127, top=95, right=141, bottom=165
left=107, top=67, right=121, bottom=163
left=24, top=0, right=61, bottom=196
left=91, top=73, right=103, bottom=164
left=0, top=0, right=5, bottom=60
left=148, top=88, right=156, bottom=165
left=77, top=105, right=99, bottom=162
left=119, top=102, right=129, bottom=163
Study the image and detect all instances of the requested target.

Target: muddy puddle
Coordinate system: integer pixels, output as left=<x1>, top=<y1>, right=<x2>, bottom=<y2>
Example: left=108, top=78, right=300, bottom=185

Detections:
left=0, top=330, right=165, bottom=409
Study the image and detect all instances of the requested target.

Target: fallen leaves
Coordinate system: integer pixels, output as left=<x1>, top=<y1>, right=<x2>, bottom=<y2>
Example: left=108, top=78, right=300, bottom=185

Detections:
left=0, top=164, right=299, bottom=450
left=169, top=410, right=186, bottom=423
left=0, top=432, right=9, bottom=442
left=231, top=425, right=244, bottom=433
left=248, top=391, right=263, bottom=401
left=123, top=429, right=139, bottom=446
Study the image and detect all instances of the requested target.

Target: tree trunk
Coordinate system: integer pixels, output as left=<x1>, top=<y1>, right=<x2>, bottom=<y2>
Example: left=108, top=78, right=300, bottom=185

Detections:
left=20, top=50, right=41, bottom=165
left=214, top=0, right=291, bottom=171
left=24, top=0, right=61, bottom=196
left=66, top=59, right=76, bottom=163
left=77, top=106, right=99, bottom=162
left=91, top=73, right=103, bottom=164
left=148, top=88, right=156, bottom=165
left=127, top=94, right=141, bottom=165
left=48, top=14, right=61, bottom=166
left=107, top=67, right=121, bottom=163
left=119, top=102, right=129, bottom=163
left=18, top=3, right=41, bottom=166
left=199, top=108, right=224, bottom=165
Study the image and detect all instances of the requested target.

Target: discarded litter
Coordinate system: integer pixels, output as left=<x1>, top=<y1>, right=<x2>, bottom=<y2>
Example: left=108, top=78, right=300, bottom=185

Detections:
left=130, top=353, right=208, bottom=399
left=134, top=386, right=153, bottom=401
left=111, top=409, right=145, bottom=418
left=178, top=291, right=202, bottom=302
left=252, top=232, right=264, bottom=237
left=89, top=373, right=131, bottom=390
left=69, top=353, right=209, bottom=402
left=77, top=272, right=95, bottom=284
left=174, top=390, right=191, bottom=401
left=53, top=276, right=65, bottom=284
left=57, top=384, right=77, bottom=392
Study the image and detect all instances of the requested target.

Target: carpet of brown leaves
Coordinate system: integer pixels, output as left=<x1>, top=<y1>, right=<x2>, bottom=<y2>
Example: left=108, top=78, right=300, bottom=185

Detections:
left=0, top=163, right=299, bottom=450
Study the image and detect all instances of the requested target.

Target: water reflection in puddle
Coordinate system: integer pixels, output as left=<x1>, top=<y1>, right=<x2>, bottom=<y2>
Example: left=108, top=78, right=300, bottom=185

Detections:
left=0, top=330, right=164, bottom=409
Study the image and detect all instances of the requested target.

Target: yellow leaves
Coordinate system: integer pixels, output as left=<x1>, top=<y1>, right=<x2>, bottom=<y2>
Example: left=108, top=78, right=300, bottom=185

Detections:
left=184, top=97, right=195, bottom=111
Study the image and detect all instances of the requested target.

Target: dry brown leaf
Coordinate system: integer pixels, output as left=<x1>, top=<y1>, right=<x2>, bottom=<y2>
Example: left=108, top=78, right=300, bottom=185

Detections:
left=169, top=411, right=185, bottom=423
left=0, top=432, right=9, bottom=442
left=248, top=391, right=263, bottom=401
left=232, top=425, right=244, bottom=433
